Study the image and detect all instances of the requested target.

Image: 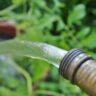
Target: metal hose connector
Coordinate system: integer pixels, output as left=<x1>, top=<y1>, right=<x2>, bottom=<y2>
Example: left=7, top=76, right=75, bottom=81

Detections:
left=59, top=49, right=96, bottom=96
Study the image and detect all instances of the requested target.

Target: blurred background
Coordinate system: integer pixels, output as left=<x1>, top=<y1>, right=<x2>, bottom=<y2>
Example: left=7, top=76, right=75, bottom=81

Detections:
left=0, top=0, right=96, bottom=96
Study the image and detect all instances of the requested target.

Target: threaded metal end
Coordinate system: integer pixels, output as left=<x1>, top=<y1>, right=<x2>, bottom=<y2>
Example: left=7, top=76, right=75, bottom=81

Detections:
left=59, top=49, right=86, bottom=79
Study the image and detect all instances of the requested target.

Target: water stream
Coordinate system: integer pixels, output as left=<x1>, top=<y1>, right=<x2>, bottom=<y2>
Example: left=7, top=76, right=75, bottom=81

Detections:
left=0, top=40, right=68, bottom=68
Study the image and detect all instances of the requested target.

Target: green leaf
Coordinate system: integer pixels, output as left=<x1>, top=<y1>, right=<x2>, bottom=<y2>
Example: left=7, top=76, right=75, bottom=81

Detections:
left=68, top=4, right=86, bottom=26
left=57, top=19, right=65, bottom=31
left=81, top=32, right=96, bottom=48
left=31, top=60, right=50, bottom=81
left=39, top=82, right=58, bottom=91
left=12, top=0, right=26, bottom=5
left=77, top=27, right=90, bottom=39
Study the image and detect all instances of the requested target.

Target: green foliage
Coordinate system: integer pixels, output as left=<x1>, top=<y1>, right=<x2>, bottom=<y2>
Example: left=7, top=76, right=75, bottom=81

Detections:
left=12, top=0, right=25, bottom=5
left=0, top=0, right=96, bottom=96
left=68, top=4, right=86, bottom=26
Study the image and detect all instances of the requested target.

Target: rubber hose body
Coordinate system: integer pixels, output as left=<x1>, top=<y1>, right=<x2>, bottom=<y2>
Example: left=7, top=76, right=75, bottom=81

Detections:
left=59, top=49, right=96, bottom=96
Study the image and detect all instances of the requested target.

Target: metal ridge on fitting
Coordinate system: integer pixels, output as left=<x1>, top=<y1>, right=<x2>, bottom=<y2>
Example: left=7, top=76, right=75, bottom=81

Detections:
left=59, top=48, right=91, bottom=81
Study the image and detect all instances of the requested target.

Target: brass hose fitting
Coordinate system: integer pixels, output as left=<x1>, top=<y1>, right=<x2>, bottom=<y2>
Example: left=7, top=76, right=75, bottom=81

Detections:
left=59, top=49, right=96, bottom=96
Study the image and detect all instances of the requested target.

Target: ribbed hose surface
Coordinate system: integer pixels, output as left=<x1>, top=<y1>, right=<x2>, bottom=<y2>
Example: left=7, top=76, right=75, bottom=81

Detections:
left=59, top=49, right=96, bottom=96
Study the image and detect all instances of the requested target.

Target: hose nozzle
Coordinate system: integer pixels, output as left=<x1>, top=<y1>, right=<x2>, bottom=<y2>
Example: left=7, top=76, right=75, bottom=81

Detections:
left=59, top=49, right=96, bottom=96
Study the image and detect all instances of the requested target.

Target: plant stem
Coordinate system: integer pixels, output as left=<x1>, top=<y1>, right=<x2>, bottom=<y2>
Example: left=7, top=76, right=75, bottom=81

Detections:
left=13, top=62, right=33, bottom=96
left=0, top=5, right=18, bottom=15
left=34, top=90, right=64, bottom=96
left=6, top=57, right=33, bottom=96
left=0, top=0, right=27, bottom=15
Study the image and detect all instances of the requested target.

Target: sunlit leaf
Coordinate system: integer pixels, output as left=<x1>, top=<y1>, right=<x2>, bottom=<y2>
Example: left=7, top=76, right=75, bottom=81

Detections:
left=12, top=0, right=26, bottom=5
left=68, top=4, right=86, bottom=26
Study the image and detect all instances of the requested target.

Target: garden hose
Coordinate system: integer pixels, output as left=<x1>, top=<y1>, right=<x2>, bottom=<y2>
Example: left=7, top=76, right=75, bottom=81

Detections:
left=59, top=49, right=96, bottom=96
